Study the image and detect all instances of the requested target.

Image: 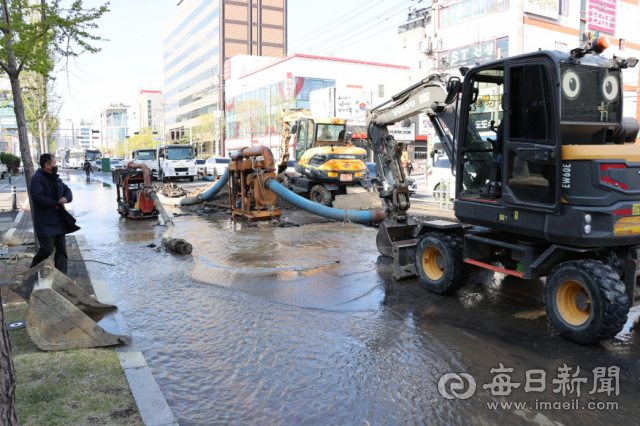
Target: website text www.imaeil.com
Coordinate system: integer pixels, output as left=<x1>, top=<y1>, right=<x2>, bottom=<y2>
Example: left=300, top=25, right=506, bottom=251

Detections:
left=438, top=363, right=621, bottom=411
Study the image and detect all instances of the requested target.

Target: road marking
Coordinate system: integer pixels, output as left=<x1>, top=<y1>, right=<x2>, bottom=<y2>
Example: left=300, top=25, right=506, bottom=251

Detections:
left=0, top=175, right=23, bottom=189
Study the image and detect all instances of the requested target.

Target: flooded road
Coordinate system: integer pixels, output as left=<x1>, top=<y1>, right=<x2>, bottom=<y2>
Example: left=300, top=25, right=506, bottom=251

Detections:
left=65, top=172, right=640, bottom=426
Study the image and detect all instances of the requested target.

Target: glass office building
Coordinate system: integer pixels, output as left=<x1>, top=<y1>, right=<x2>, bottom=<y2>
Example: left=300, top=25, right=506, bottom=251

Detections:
left=163, top=0, right=287, bottom=142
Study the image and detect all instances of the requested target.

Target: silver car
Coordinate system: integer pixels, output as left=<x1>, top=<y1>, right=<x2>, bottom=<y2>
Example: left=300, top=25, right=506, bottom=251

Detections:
left=205, top=157, right=230, bottom=177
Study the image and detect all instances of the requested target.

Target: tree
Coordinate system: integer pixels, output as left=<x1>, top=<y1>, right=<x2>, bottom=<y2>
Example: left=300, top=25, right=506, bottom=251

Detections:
left=191, top=112, right=219, bottom=156
left=22, top=70, right=62, bottom=156
left=0, top=2, right=108, bottom=423
left=236, top=99, right=266, bottom=140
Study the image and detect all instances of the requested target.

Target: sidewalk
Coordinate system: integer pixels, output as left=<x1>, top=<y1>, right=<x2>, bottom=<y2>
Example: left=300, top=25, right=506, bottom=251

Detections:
left=1, top=196, right=177, bottom=425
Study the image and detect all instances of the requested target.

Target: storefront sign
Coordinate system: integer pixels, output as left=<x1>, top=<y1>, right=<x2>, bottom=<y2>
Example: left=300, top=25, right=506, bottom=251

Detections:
left=445, top=40, right=496, bottom=68
left=588, top=0, right=616, bottom=35
left=223, top=60, right=231, bottom=80
left=524, top=0, right=559, bottom=20
left=285, top=72, right=294, bottom=100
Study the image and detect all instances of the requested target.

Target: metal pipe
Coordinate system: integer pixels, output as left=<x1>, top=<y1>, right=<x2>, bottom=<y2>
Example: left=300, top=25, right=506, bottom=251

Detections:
left=230, top=146, right=276, bottom=170
left=126, top=162, right=151, bottom=188
left=266, top=179, right=386, bottom=224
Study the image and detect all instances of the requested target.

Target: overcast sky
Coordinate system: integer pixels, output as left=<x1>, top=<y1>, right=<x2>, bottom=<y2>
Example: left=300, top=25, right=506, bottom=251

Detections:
left=57, top=0, right=418, bottom=123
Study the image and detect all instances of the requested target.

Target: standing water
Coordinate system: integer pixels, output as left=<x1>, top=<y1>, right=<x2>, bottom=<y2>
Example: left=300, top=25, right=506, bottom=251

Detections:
left=65, top=173, right=640, bottom=426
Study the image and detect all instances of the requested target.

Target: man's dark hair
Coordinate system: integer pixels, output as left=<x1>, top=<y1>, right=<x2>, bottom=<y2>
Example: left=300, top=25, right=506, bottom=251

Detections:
left=39, top=153, right=55, bottom=168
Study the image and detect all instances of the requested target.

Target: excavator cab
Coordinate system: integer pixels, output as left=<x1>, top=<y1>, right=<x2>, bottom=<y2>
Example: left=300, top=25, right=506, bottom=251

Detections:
left=456, top=57, right=562, bottom=213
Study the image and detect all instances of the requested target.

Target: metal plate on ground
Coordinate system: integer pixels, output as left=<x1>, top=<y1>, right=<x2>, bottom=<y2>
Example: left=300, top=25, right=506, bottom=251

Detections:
left=7, top=320, right=26, bottom=330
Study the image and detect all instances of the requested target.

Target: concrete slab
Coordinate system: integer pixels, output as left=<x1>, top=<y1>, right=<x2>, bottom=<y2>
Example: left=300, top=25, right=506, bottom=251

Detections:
left=124, top=367, right=176, bottom=426
left=332, top=192, right=383, bottom=210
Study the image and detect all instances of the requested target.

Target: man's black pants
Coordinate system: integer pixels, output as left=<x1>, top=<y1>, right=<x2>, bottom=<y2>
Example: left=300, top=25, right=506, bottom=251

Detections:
left=30, top=234, right=68, bottom=275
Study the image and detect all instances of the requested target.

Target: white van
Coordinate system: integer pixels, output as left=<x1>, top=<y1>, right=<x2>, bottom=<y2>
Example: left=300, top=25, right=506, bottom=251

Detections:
left=157, top=144, right=197, bottom=182
left=131, top=149, right=158, bottom=178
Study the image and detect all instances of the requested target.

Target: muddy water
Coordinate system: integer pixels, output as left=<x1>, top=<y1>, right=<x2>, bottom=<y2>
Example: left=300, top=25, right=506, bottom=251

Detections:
left=65, top=173, right=640, bottom=426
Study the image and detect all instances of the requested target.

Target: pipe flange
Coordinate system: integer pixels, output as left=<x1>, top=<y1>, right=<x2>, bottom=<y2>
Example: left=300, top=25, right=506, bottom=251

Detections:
left=41, top=265, right=53, bottom=277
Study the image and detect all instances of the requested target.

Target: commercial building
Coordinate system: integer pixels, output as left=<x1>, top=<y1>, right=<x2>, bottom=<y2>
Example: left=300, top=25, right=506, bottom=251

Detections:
left=222, top=53, right=412, bottom=156
left=95, top=104, right=131, bottom=155
left=398, top=0, right=639, bottom=121
left=163, top=0, right=287, bottom=146
left=130, top=90, right=165, bottom=136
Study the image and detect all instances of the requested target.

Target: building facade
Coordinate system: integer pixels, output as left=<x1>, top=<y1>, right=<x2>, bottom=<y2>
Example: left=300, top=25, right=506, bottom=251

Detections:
left=398, top=0, right=640, bottom=124
left=223, top=53, right=412, bottom=156
left=130, top=89, right=165, bottom=136
left=163, top=0, right=287, bottom=144
left=96, top=105, right=130, bottom=155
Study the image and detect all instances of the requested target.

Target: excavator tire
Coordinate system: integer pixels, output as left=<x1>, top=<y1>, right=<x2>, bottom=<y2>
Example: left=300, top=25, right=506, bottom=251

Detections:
left=544, top=260, right=629, bottom=344
left=415, top=232, right=470, bottom=294
left=276, top=173, right=290, bottom=189
left=310, top=184, right=333, bottom=207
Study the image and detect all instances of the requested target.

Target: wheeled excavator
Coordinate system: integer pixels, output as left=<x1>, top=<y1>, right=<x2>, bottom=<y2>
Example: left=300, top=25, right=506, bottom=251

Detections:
left=276, top=109, right=375, bottom=207
left=367, top=37, right=640, bottom=344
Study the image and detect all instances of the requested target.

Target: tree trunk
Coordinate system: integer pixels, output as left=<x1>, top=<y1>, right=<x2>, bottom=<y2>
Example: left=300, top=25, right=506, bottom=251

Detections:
left=0, top=294, right=19, bottom=426
left=7, top=57, right=39, bottom=252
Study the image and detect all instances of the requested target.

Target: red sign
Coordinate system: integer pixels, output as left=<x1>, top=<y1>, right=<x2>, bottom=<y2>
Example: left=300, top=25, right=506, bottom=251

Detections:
left=224, top=60, right=231, bottom=80
left=588, top=0, right=616, bottom=34
left=285, top=72, right=294, bottom=100
left=140, top=90, right=162, bottom=94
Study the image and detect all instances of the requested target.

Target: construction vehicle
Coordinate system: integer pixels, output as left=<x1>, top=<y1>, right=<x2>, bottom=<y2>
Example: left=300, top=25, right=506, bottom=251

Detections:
left=157, top=144, right=197, bottom=183
left=367, top=37, right=640, bottom=344
left=276, top=109, right=374, bottom=207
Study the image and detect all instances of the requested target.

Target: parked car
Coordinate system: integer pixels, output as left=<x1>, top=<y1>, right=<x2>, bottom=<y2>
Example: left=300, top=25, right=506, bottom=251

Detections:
left=205, top=157, right=230, bottom=177
left=366, top=162, right=416, bottom=196
left=428, top=157, right=455, bottom=198
left=196, top=159, right=206, bottom=177
left=110, top=159, right=124, bottom=171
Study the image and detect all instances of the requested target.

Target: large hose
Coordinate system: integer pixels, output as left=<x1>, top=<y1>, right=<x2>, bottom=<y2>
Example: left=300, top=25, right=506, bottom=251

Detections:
left=149, top=191, right=193, bottom=254
left=266, top=179, right=386, bottom=224
left=157, top=169, right=229, bottom=206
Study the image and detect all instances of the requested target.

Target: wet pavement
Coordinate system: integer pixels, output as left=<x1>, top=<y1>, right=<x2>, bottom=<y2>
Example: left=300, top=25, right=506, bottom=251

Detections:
left=65, top=170, right=640, bottom=426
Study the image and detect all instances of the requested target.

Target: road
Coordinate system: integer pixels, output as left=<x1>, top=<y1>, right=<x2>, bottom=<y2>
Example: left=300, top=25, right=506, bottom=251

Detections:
left=64, top=169, right=640, bottom=426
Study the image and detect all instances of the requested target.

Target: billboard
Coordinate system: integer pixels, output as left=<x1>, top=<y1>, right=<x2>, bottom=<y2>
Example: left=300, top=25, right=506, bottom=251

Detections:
left=524, top=0, right=559, bottom=20
left=588, top=0, right=616, bottom=34
left=309, top=87, right=371, bottom=120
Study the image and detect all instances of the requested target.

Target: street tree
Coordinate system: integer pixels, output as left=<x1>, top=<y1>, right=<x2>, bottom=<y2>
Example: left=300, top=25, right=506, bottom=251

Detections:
left=22, top=70, right=62, bottom=156
left=236, top=99, right=266, bottom=140
left=0, top=2, right=108, bottom=423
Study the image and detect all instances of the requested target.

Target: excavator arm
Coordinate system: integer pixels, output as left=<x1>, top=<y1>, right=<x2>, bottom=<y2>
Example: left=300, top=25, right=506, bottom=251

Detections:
left=366, top=73, right=460, bottom=220
left=277, top=108, right=311, bottom=173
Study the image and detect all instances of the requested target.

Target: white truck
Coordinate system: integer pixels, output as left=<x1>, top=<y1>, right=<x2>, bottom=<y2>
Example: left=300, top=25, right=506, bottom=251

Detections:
left=157, top=144, right=197, bottom=183
left=131, top=149, right=158, bottom=179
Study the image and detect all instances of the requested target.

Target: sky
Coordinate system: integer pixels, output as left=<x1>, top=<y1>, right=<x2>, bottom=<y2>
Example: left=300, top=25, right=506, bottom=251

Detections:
left=57, top=0, right=420, bottom=123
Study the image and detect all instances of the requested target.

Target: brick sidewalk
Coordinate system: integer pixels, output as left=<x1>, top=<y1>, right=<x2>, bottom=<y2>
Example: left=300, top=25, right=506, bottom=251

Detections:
left=0, top=207, right=94, bottom=305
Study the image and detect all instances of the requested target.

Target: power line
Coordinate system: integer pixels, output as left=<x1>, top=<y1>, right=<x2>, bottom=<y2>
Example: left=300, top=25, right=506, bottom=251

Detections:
left=288, top=0, right=385, bottom=51
left=298, top=0, right=414, bottom=55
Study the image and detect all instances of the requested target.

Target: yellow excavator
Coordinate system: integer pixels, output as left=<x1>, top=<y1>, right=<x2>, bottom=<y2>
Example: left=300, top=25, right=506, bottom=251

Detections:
left=276, top=109, right=375, bottom=207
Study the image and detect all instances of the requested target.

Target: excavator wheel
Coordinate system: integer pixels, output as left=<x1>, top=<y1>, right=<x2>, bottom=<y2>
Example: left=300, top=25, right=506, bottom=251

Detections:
left=310, top=184, right=333, bottom=207
left=544, top=260, right=629, bottom=344
left=415, top=232, right=470, bottom=294
left=276, top=173, right=290, bottom=188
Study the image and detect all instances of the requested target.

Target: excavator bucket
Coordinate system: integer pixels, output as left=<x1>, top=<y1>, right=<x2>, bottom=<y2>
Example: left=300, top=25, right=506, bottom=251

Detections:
left=10, top=259, right=131, bottom=351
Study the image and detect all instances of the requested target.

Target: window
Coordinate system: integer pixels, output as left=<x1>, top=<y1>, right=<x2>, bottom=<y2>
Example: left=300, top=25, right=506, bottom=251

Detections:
left=507, top=152, right=556, bottom=205
left=559, top=0, right=568, bottom=16
left=509, top=65, right=553, bottom=142
left=296, top=120, right=307, bottom=160
left=555, top=42, right=567, bottom=52
left=497, top=37, right=509, bottom=59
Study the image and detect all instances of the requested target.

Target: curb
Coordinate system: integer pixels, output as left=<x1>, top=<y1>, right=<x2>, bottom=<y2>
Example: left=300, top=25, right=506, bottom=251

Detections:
left=75, top=234, right=178, bottom=426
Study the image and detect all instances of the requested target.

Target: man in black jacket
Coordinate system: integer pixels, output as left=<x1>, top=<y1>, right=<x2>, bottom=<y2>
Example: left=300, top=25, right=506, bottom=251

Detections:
left=29, top=154, right=73, bottom=274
